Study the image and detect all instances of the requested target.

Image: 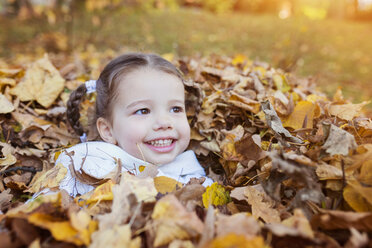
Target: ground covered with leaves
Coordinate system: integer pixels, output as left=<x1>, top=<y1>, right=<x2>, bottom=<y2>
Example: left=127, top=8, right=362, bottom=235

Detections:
left=0, top=52, right=372, bottom=247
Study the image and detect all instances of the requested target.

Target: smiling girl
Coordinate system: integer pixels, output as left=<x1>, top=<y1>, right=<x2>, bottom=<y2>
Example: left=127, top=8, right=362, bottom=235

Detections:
left=54, top=53, right=213, bottom=197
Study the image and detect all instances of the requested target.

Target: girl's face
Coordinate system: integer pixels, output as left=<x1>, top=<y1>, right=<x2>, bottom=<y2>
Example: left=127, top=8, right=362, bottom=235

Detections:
left=97, top=67, right=190, bottom=165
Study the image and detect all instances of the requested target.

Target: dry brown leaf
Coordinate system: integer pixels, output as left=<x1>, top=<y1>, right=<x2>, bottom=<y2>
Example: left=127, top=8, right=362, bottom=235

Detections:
left=0, top=68, right=23, bottom=78
left=344, top=228, right=368, bottom=248
left=328, top=101, right=370, bottom=121
left=0, top=189, right=13, bottom=212
left=322, top=123, right=357, bottom=156
left=151, top=194, right=204, bottom=247
left=26, top=163, right=67, bottom=193
left=169, top=240, right=195, bottom=248
left=244, top=185, right=281, bottom=223
left=0, top=94, right=14, bottom=113
left=9, top=54, right=65, bottom=108
left=90, top=224, right=141, bottom=248
left=281, top=209, right=314, bottom=239
left=315, top=162, right=343, bottom=180
left=228, top=91, right=261, bottom=114
left=216, top=213, right=260, bottom=239
left=311, top=209, right=372, bottom=231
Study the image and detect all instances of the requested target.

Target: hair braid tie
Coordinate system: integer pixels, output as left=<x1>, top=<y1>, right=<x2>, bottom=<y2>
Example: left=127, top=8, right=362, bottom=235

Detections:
left=85, top=80, right=97, bottom=94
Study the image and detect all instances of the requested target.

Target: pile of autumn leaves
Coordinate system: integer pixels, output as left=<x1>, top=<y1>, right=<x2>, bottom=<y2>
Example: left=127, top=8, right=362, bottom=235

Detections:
left=1, top=52, right=372, bottom=248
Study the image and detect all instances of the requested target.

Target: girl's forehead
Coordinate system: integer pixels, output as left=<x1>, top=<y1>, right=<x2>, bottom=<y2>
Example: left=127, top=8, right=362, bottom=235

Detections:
left=119, top=67, right=184, bottom=90
left=115, top=67, right=185, bottom=104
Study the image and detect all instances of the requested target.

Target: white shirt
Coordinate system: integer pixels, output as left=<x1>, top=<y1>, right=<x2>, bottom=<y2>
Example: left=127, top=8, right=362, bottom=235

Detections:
left=54, top=141, right=213, bottom=197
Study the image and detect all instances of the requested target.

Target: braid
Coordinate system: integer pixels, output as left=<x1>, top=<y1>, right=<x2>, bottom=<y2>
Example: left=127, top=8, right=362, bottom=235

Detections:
left=67, top=83, right=87, bottom=136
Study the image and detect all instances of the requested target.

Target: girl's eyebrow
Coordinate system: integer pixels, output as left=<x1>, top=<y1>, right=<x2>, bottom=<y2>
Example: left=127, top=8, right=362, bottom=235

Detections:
left=126, top=100, right=151, bottom=109
left=169, top=99, right=185, bottom=105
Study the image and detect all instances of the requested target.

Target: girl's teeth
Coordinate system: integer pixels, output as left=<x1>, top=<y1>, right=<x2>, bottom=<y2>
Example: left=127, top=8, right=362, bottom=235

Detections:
left=149, top=139, right=173, bottom=147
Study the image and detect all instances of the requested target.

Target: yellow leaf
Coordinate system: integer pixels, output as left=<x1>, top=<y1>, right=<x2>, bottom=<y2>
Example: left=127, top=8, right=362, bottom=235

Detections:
left=9, top=54, right=65, bottom=108
left=205, top=234, right=266, bottom=248
left=162, top=53, right=174, bottom=62
left=76, top=180, right=114, bottom=206
left=283, top=101, right=315, bottom=130
left=26, top=163, right=67, bottom=193
left=139, top=165, right=146, bottom=172
left=202, top=182, right=231, bottom=208
left=253, top=66, right=266, bottom=77
left=328, top=101, right=370, bottom=121
left=306, top=94, right=327, bottom=103
left=0, top=94, right=14, bottom=114
left=28, top=213, right=96, bottom=246
left=359, top=159, right=372, bottom=185
left=232, top=54, right=247, bottom=66
left=343, top=180, right=372, bottom=212
left=273, top=74, right=290, bottom=93
left=154, top=176, right=183, bottom=194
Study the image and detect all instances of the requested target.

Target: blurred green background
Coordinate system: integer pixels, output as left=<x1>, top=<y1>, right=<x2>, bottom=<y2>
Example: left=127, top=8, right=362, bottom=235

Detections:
left=1, top=0, right=371, bottom=110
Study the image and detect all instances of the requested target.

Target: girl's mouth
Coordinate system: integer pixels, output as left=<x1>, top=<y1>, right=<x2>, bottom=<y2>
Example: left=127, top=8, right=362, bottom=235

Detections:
left=145, top=138, right=176, bottom=153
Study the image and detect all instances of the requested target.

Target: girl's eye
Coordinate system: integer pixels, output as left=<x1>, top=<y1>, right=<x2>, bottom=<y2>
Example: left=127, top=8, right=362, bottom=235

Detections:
left=171, top=106, right=183, bottom=113
left=134, top=108, right=150, bottom=115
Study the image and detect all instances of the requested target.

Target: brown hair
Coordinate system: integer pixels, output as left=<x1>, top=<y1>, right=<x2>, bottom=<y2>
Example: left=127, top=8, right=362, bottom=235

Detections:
left=66, top=52, right=189, bottom=138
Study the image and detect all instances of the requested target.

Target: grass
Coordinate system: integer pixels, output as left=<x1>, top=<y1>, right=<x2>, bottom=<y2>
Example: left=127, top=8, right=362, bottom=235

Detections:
left=1, top=7, right=371, bottom=109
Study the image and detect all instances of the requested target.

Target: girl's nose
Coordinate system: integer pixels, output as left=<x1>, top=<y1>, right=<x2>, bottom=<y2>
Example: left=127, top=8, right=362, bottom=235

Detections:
left=153, top=113, right=173, bottom=130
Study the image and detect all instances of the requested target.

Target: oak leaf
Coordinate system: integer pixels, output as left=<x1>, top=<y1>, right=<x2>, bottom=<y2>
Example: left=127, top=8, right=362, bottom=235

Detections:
left=244, top=185, right=281, bottom=223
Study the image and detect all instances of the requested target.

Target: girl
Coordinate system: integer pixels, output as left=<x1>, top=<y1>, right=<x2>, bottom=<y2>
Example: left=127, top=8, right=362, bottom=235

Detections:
left=54, top=53, right=213, bottom=197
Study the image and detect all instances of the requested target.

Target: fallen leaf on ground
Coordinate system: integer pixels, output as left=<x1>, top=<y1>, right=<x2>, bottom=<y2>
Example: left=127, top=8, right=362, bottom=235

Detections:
left=9, top=54, right=65, bottom=108
left=244, top=185, right=281, bottom=223
left=328, top=101, right=370, bottom=121
left=0, top=94, right=14, bottom=113
left=151, top=194, right=204, bottom=247
left=322, top=123, right=357, bottom=156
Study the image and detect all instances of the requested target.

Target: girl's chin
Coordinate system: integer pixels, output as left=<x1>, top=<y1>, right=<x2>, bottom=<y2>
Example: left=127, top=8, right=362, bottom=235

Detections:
left=145, top=152, right=178, bottom=166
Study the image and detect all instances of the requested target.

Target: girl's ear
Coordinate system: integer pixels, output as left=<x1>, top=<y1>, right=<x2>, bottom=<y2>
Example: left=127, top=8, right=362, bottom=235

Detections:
left=96, top=117, right=117, bottom=144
